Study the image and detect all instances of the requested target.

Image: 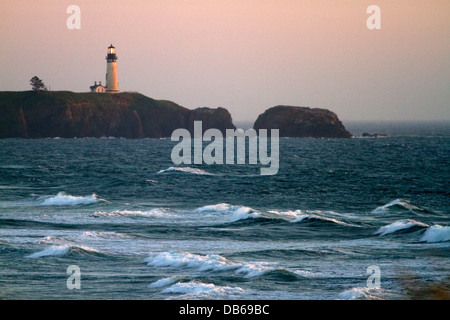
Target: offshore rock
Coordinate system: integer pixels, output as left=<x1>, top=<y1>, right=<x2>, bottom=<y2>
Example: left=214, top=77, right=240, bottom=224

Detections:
left=253, top=105, right=352, bottom=138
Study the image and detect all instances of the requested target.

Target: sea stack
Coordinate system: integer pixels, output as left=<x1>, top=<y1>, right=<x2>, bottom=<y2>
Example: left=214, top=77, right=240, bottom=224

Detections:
left=253, top=105, right=352, bottom=138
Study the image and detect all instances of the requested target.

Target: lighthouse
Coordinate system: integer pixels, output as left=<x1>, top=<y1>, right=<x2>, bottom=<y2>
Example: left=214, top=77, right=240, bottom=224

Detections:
left=105, top=44, right=119, bottom=93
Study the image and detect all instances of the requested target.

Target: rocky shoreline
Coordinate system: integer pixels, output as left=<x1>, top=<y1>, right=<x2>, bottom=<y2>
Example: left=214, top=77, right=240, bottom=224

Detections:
left=0, top=91, right=352, bottom=138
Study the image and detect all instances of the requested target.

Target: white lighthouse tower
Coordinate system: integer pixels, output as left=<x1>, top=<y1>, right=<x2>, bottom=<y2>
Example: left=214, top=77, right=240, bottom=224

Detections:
left=105, top=44, right=119, bottom=93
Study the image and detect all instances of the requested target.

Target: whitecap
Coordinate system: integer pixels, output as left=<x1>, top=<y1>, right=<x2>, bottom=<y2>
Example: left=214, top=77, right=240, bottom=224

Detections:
left=120, top=209, right=172, bottom=217
left=420, top=225, right=450, bottom=243
left=338, top=287, right=372, bottom=300
left=162, top=281, right=217, bottom=294
left=372, top=199, right=426, bottom=214
left=40, top=192, right=100, bottom=206
left=194, top=203, right=260, bottom=222
left=289, top=210, right=355, bottom=226
left=115, top=209, right=171, bottom=217
left=290, top=213, right=311, bottom=223
left=80, top=231, right=130, bottom=239
left=162, top=280, right=244, bottom=298
left=267, top=210, right=304, bottom=222
left=157, top=167, right=213, bottom=175
left=145, top=251, right=237, bottom=272
left=234, top=263, right=273, bottom=278
left=26, top=244, right=102, bottom=258
left=292, top=269, right=321, bottom=278
left=338, top=287, right=388, bottom=300
left=149, top=277, right=178, bottom=288
left=145, top=251, right=274, bottom=278
left=375, top=219, right=429, bottom=236
left=27, top=245, right=71, bottom=258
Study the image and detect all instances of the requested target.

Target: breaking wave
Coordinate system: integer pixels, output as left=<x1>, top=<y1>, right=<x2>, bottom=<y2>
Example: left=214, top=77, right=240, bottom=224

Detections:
left=286, top=210, right=357, bottom=227
left=92, top=208, right=173, bottom=219
left=149, top=277, right=178, bottom=289
left=375, top=219, right=429, bottom=236
left=26, top=244, right=103, bottom=258
left=145, top=251, right=273, bottom=278
left=193, top=205, right=360, bottom=227
left=26, top=245, right=71, bottom=258
left=338, top=287, right=385, bottom=300
left=161, top=280, right=244, bottom=298
left=194, top=203, right=261, bottom=222
left=38, top=192, right=101, bottom=206
left=372, top=199, right=429, bottom=214
left=420, top=225, right=450, bottom=243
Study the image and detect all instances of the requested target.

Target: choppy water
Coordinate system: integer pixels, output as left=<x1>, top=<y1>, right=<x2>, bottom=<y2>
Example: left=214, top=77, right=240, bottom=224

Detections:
left=0, top=122, right=449, bottom=300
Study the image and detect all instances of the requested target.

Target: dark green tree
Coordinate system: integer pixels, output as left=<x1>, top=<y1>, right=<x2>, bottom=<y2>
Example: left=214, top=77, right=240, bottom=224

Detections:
left=30, top=76, right=47, bottom=91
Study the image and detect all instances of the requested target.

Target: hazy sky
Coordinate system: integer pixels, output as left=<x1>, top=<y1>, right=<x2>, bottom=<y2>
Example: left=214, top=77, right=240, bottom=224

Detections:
left=1, top=0, right=449, bottom=122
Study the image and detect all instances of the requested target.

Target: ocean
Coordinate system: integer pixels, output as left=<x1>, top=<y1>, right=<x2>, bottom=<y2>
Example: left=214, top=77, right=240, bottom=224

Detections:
left=0, top=121, right=449, bottom=300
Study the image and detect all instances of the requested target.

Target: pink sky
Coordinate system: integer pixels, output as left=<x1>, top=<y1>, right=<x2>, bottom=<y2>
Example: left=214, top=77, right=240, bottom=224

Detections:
left=1, top=0, right=449, bottom=121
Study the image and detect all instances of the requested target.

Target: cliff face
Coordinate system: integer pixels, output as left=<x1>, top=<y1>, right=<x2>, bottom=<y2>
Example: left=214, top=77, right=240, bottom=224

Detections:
left=253, top=105, right=352, bottom=138
left=0, top=91, right=235, bottom=138
left=188, top=107, right=236, bottom=133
